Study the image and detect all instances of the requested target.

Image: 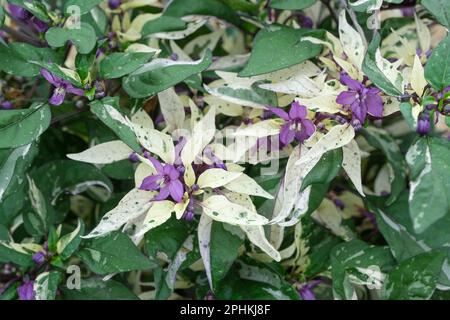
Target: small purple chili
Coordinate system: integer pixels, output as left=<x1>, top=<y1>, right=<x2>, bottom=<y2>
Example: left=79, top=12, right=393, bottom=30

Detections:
left=128, top=152, right=140, bottom=163
left=139, top=156, right=184, bottom=203
left=336, top=73, right=383, bottom=130
left=1, top=101, right=13, bottom=109
left=8, top=4, right=31, bottom=21
left=17, top=281, right=35, bottom=300
left=269, top=101, right=315, bottom=145
left=32, top=251, right=46, bottom=265
left=40, top=69, right=85, bottom=106
left=108, top=0, right=122, bottom=10
left=416, top=112, right=431, bottom=135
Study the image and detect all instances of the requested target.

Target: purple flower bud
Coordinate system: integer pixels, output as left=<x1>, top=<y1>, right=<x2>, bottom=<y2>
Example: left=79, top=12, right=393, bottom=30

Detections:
left=417, top=113, right=431, bottom=135
left=333, top=198, right=345, bottom=210
left=18, top=281, right=35, bottom=300
left=351, top=118, right=363, bottom=131
left=183, top=210, right=195, bottom=221
left=401, top=7, right=415, bottom=17
left=191, top=184, right=200, bottom=192
left=32, top=252, right=46, bottom=265
left=128, top=152, right=140, bottom=163
left=300, top=15, right=313, bottom=29
left=1, top=101, right=13, bottom=109
left=95, top=91, right=106, bottom=99
left=176, top=165, right=185, bottom=174
left=170, top=53, right=179, bottom=61
left=108, top=0, right=121, bottom=10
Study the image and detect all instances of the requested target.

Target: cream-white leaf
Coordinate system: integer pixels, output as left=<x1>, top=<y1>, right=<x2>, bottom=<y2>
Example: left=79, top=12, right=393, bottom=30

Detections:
left=411, top=55, right=427, bottom=97
left=342, top=140, right=365, bottom=196
left=197, top=168, right=242, bottom=189
left=241, top=226, right=281, bottom=261
left=202, top=195, right=269, bottom=226
left=224, top=174, right=274, bottom=199
left=158, top=88, right=186, bottom=131
left=339, top=10, right=365, bottom=69
left=133, top=125, right=175, bottom=164
left=67, top=141, right=133, bottom=164
left=181, top=107, right=216, bottom=166
left=198, top=213, right=213, bottom=290
left=296, top=124, right=355, bottom=167
left=84, top=189, right=153, bottom=238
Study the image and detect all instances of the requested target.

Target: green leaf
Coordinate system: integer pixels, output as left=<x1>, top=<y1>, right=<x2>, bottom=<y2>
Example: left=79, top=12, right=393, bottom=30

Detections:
left=331, top=239, right=395, bottom=300
left=57, top=219, right=85, bottom=261
left=362, top=33, right=403, bottom=96
left=78, top=231, right=154, bottom=275
left=301, top=149, right=343, bottom=191
left=145, top=217, right=194, bottom=299
left=0, top=225, right=9, bottom=241
left=210, top=222, right=244, bottom=288
left=0, top=43, right=61, bottom=77
left=45, top=23, right=97, bottom=54
left=269, top=0, right=317, bottom=10
left=0, top=143, right=37, bottom=202
left=23, top=177, right=50, bottom=237
left=215, top=258, right=299, bottom=300
left=239, top=28, right=323, bottom=77
left=383, top=251, right=445, bottom=300
left=8, top=0, right=50, bottom=22
left=164, top=0, right=240, bottom=26
left=61, top=278, right=139, bottom=300
left=399, top=101, right=416, bottom=131
left=406, top=137, right=450, bottom=233
left=90, top=98, right=141, bottom=151
left=0, top=242, right=33, bottom=267
left=34, top=271, right=62, bottom=300
left=0, top=6, right=5, bottom=28
left=123, top=50, right=213, bottom=98
left=99, top=52, right=154, bottom=79
left=424, top=35, right=450, bottom=91
left=361, top=127, right=406, bottom=205
left=141, top=16, right=187, bottom=36
left=63, top=0, right=103, bottom=16
left=207, top=81, right=278, bottom=108
left=366, top=196, right=426, bottom=262
left=32, top=160, right=113, bottom=222
left=219, top=0, right=259, bottom=13
left=422, top=0, right=450, bottom=28
left=0, top=103, right=51, bottom=149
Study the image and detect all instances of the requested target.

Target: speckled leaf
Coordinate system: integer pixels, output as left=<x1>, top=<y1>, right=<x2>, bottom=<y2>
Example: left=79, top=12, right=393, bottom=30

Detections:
left=63, top=0, right=103, bottom=16
left=424, top=35, right=450, bottom=91
left=202, top=195, right=269, bottom=226
left=45, top=23, right=97, bottom=54
left=163, top=0, right=240, bottom=26
left=362, top=33, right=403, bottom=96
left=99, top=52, right=154, bottom=79
left=422, top=0, right=450, bottom=27
left=362, top=128, right=406, bottom=205
left=67, top=140, right=133, bottom=164
left=269, top=0, right=317, bottom=10
left=0, top=103, right=51, bottom=149
left=239, top=28, right=323, bottom=77
left=383, top=251, right=445, bottom=299
left=90, top=99, right=141, bottom=152
left=34, top=271, right=62, bottom=300
left=123, top=50, right=212, bottom=98
left=61, top=278, right=139, bottom=300
left=78, top=231, right=155, bottom=275
left=406, top=137, right=450, bottom=233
